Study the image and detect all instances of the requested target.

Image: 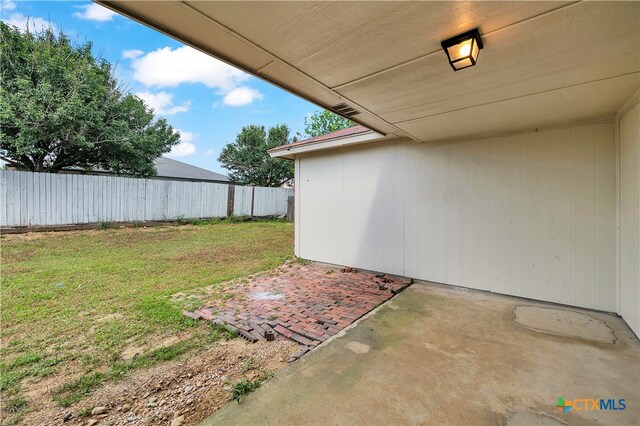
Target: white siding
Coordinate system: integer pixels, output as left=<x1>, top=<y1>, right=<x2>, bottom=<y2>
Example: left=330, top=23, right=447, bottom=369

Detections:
left=619, top=103, right=640, bottom=336
left=297, top=122, right=617, bottom=312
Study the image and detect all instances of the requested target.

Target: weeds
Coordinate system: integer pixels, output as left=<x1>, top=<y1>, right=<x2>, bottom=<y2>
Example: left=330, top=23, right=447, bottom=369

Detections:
left=241, top=357, right=258, bottom=373
left=230, top=378, right=262, bottom=403
left=209, top=323, right=238, bottom=340
left=5, top=397, right=27, bottom=413
left=77, top=406, right=92, bottom=418
left=53, top=341, right=193, bottom=407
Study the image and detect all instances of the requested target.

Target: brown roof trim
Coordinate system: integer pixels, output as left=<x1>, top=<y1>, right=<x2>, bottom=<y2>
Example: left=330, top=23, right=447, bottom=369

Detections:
left=269, top=125, right=372, bottom=153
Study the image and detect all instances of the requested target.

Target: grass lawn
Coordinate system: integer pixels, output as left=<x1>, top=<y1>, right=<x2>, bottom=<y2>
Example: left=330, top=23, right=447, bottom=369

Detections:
left=0, top=220, right=293, bottom=420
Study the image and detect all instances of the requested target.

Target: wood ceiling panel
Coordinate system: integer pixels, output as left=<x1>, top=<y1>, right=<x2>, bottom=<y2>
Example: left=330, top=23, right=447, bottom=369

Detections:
left=103, top=1, right=273, bottom=72
left=337, top=1, right=640, bottom=125
left=397, top=73, right=639, bottom=143
left=102, top=1, right=639, bottom=143
left=185, top=1, right=571, bottom=88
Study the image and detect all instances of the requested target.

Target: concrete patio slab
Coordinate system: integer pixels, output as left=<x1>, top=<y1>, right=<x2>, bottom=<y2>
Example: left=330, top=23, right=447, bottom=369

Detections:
left=203, top=282, right=639, bottom=425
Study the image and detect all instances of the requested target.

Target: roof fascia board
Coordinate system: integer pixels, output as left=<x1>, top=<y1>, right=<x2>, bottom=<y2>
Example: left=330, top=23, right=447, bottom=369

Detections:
left=270, top=131, right=387, bottom=159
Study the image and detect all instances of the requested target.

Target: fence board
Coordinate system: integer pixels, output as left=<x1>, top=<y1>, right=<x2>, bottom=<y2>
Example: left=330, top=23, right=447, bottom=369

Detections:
left=0, top=170, right=293, bottom=227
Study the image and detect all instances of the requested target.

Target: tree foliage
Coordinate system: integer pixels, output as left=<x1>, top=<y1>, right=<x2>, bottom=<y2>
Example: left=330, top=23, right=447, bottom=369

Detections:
left=0, top=22, right=179, bottom=175
left=303, top=110, right=356, bottom=137
left=218, top=124, right=295, bottom=187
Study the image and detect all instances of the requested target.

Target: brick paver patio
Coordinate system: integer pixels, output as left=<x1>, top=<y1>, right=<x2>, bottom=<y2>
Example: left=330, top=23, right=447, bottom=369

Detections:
left=184, top=261, right=411, bottom=360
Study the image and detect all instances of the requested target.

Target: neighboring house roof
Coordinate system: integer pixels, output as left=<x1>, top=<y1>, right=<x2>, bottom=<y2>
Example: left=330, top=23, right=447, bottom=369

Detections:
left=269, top=125, right=387, bottom=159
left=25, top=157, right=230, bottom=183
left=153, top=157, right=229, bottom=183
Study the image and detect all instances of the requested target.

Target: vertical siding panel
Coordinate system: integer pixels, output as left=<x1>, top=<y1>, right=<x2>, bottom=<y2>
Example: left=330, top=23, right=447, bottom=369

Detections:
left=491, top=137, right=511, bottom=294
left=443, top=144, right=459, bottom=284
left=430, top=146, right=445, bottom=282
left=473, top=140, right=492, bottom=291
left=294, top=158, right=301, bottom=256
left=458, top=141, right=475, bottom=289
left=595, top=123, right=616, bottom=311
left=510, top=135, right=529, bottom=298
left=571, top=125, right=597, bottom=309
left=380, top=144, right=403, bottom=276
left=416, top=144, right=430, bottom=279
left=528, top=131, right=550, bottom=302
left=549, top=128, right=573, bottom=305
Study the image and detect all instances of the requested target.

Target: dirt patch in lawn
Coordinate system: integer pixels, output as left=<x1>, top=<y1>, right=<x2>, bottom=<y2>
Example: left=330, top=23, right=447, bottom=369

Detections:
left=19, top=338, right=298, bottom=426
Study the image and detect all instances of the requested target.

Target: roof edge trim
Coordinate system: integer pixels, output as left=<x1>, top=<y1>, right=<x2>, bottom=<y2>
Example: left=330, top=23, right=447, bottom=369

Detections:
left=270, top=130, right=386, bottom=159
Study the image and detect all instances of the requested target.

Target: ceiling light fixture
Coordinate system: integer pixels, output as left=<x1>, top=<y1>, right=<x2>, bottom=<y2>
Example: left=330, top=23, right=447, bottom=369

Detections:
left=441, top=28, right=483, bottom=71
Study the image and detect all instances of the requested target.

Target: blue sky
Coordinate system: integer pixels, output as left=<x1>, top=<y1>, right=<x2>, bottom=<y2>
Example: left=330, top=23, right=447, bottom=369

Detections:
left=1, top=1, right=320, bottom=174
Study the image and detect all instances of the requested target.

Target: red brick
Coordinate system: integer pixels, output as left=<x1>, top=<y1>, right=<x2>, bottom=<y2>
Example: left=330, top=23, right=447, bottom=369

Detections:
left=182, top=261, right=411, bottom=352
left=274, top=324, right=293, bottom=339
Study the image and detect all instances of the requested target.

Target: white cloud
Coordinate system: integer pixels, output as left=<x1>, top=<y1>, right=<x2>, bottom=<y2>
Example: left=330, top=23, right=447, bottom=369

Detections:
left=205, top=149, right=214, bottom=156
left=2, top=13, right=55, bottom=32
left=223, top=86, right=264, bottom=107
left=1, top=1, right=17, bottom=11
left=135, top=91, right=190, bottom=115
left=129, top=46, right=249, bottom=91
left=122, top=49, right=144, bottom=60
left=73, top=4, right=117, bottom=22
left=167, top=130, right=197, bottom=157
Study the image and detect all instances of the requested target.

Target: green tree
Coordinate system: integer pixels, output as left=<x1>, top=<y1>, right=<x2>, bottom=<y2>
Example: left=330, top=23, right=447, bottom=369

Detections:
left=303, top=110, right=356, bottom=137
left=0, top=23, right=179, bottom=175
left=218, top=124, right=295, bottom=187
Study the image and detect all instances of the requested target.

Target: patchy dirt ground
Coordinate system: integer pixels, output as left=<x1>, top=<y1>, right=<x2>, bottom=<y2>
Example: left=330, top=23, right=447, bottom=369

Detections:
left=19, top=339, right=298, bottom=426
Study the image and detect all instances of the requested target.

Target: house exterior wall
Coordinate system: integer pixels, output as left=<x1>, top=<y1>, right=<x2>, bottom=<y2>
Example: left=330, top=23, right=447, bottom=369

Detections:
left=619, top=101, right=640, bottom=336
left=297, top=121, right=617, bottom=312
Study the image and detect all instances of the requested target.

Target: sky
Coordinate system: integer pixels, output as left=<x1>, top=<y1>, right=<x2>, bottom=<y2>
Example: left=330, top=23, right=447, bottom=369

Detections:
left=0, top=0, right=320, bottom=174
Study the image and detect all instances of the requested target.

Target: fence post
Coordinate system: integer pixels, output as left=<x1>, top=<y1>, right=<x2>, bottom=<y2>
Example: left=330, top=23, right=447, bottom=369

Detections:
left=287, top=195, right=294, bottom=222
left=226, top=185, right=235, bottom=217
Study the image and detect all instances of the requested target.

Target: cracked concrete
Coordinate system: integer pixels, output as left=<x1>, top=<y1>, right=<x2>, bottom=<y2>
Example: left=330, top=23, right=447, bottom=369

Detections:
left=513, top=306, right=617, bottom=344
left=203, top=282, right=639, bottom=425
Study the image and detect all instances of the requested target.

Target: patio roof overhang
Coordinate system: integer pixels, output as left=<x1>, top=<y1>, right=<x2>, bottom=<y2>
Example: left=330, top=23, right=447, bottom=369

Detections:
left=97, top=1, right=640, bottom=146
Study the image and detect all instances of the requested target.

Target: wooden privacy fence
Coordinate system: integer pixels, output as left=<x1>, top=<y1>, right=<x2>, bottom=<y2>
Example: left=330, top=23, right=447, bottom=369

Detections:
left=0, top=170, right=294, bottom=227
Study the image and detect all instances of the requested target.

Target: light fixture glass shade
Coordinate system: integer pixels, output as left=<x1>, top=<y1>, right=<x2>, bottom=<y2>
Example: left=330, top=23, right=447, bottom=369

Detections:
left=441, top=28, right=483, bottom=71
